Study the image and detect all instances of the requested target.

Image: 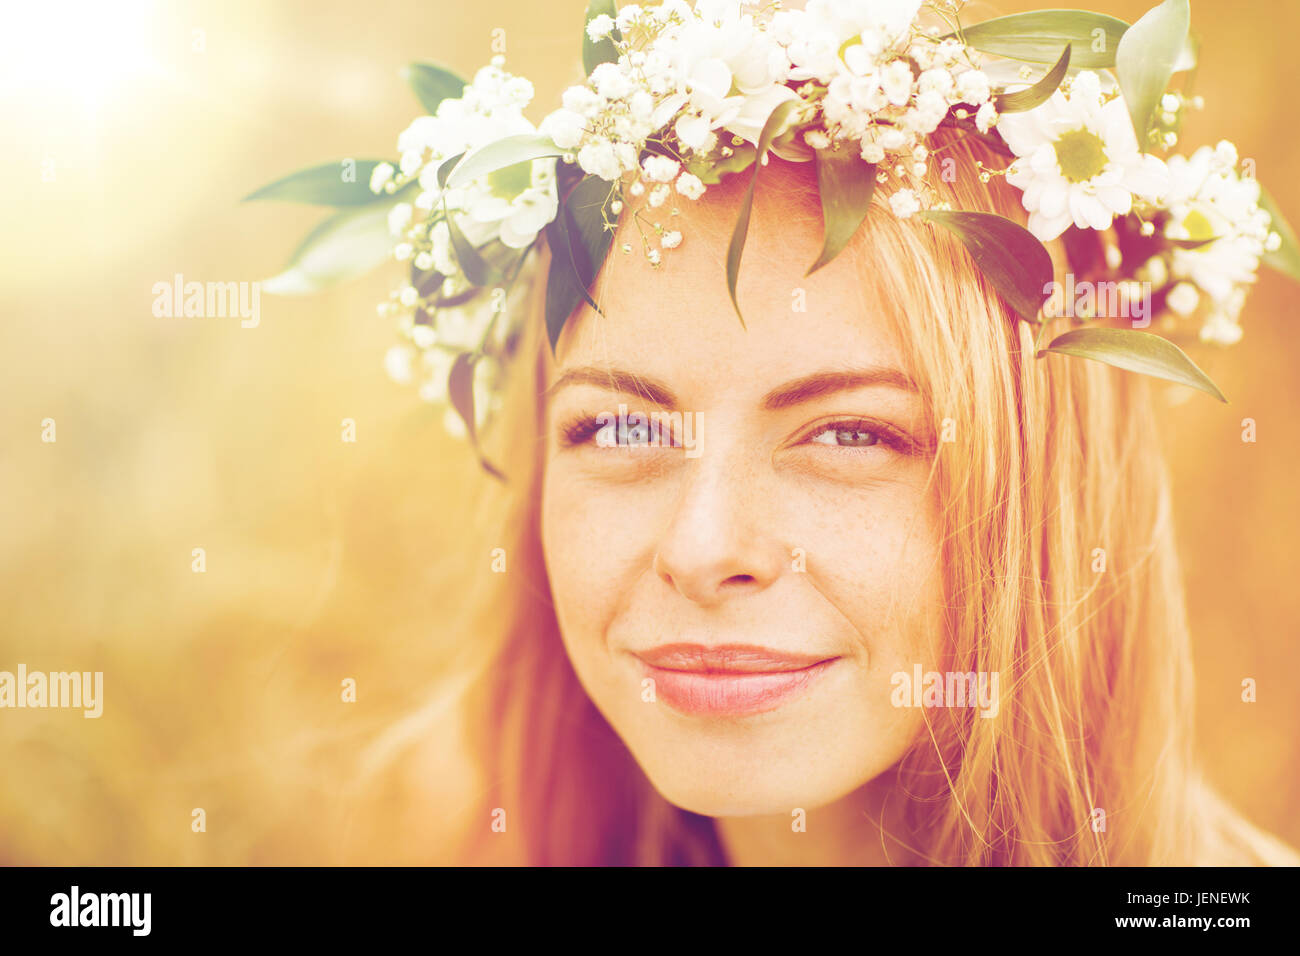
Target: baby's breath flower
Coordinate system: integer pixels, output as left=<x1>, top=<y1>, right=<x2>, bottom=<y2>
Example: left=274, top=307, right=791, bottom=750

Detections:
left=674, top=171, right=705, bottom=200
left=585, top=13, right=615, bottom=41
left=369, top=162, right=395, bottom=194
left=889, top=188, right=921, bottom=218
left=1167, top=282, right=1200, bottom=316
left=411, top=324, right=437, bottom=349
left=641, top=155, right=681, bottom=183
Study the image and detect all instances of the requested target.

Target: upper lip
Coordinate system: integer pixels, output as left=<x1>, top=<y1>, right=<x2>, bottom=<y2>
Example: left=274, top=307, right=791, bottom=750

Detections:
left=634, top=643, right=839, bottom=673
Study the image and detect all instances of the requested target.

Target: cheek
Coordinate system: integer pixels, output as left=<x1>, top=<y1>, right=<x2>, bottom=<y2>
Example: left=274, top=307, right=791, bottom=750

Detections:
left=540, top=466, right=647, bottom=654
left=794, top=476, right=945, bottom=662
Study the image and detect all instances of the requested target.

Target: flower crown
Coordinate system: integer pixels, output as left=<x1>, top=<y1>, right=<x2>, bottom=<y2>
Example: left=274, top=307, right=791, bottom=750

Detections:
left=248, top=0, right=1300, bottom=474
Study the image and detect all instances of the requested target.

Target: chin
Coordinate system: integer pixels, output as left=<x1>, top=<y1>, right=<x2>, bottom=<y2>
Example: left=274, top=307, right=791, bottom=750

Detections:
left=611, top=707, right=899, bottom=818
left=632, top=747, right=875, bottom=818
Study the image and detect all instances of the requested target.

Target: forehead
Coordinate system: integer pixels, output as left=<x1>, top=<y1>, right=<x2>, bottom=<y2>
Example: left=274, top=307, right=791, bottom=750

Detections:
left=549, top=158, right=909, bottom=397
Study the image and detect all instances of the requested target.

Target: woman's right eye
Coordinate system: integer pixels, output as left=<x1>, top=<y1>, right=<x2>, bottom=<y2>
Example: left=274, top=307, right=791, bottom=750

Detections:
left=603, top=420, right=652, bottom=446
left=560, top=414, right=675, bottom=449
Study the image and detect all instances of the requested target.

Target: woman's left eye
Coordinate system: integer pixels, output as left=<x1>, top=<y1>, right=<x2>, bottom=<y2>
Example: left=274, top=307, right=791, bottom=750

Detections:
left=807, top=423, right=884, bottom=448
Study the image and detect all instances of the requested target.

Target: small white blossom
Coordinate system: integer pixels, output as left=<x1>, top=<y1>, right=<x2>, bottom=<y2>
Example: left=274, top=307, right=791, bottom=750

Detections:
left=889, top=188, right=921, bottom=218
left=1199, top=312, right=1244, bottom=345
left=388, top=202, right=413, bottom=237
left=615, top=4, right=643, bottom=32
left=539, top=108, right=587, bottom=149
left=881, top=60, right=914, bottom=106
left=577, top=140, right=622, bottom=180
left=1212, top=139, right=1239, bottom=170
left=585, top=13, right=616, bottom=42
left=411, top=324, right=437, bottom=349
left=955, top=69, right=991, bottom=105
left=674, top=171, right=705, bottom=200
left=369, top=162, right=395, bottom=193
left=399, top=149, right=423, bottom=176
left=1166, top=282, right=1199, bottom=316
left=385, top=345, right=416, bottom=384
left=641, top=155, right=681, bottom=183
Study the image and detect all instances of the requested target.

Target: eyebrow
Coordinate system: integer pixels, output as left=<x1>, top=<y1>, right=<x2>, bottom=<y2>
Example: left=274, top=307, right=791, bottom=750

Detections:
left=548, top=365, right=917, bottom=410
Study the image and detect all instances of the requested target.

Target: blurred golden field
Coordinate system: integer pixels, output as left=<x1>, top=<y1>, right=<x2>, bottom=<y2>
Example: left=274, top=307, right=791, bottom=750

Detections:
left=1, top=0, right=1297, bottom=864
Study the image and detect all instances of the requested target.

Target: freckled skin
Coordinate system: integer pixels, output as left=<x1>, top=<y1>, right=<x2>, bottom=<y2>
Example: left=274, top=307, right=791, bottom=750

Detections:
left=540, top=162, right=946, bottom=816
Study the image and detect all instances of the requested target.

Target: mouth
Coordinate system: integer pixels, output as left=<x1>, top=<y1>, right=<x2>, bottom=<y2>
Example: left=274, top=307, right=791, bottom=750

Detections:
left=633, top=643, right=841, bottom=717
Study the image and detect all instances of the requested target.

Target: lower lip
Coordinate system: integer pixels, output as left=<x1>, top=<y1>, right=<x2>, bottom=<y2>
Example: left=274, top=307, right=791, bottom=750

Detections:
left=641, top=659, right=838, bottom=717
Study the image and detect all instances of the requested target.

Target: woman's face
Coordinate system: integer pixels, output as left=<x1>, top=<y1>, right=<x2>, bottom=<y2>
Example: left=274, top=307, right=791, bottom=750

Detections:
left=540, top=169, right=947, bottom=816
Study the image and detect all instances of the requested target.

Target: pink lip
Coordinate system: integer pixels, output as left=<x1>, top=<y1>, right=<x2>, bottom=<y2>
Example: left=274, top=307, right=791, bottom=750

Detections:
left=635, top=643, right=840, bottom=717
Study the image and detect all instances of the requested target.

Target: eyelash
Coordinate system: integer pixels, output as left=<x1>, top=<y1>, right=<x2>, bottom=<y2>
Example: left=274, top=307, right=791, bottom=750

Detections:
left=559, top=413, right=681, bottom=448
left=557, top=412, right=917, bottom=455
left=796, top=418, right=915, bottom=454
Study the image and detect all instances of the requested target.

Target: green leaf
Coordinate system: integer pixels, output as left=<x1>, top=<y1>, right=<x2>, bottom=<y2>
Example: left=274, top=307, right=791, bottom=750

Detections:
left=437, top=151, right=465, bottom=189
left=1165, top=236, right=1219, bottom=250
left=582, top=0, right=620, bottom=76
left=243, top=160, right=394, bottom=206
left=444, top=133, right=563, bottom=189
left=1259, top=185, right=1300, bottom=283
left=955, top=11, right=1129, bottom=68
left=686, top=143, right=756, bottom=184
left=994, top=44, right=1071, bottom=113
left=726, top=98, right=801, bottom=327
left=1039, top=327, right=1226, bottom=402
left=920, top=210, right=1053, bottom=320
left=955, top=10, right=1194, bottom=72
left=448, top=352, right=506, bottom=481
left=1115, top=0, right=1189, bottom=152
left=442, top=199, right=498, bottom=286
left=404, top=62, right=466, bottom=115
left=261, top=200, right=400, bottom=295
left=805, top=146, right=876, bottom=276
left=544, top=175, right=618, bottom=351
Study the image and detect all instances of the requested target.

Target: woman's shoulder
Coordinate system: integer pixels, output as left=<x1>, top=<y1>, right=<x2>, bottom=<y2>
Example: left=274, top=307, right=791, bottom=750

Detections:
left=1189, top=776, right=1300, bottom=867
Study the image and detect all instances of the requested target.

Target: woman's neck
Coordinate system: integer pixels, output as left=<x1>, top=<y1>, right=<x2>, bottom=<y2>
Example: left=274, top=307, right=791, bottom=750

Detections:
left=712, top=776, right=920, bottom=866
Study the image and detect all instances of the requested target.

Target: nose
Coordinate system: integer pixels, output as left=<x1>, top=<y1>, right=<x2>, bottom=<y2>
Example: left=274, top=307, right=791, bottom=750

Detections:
left=652, top=446, right=785, bottom=607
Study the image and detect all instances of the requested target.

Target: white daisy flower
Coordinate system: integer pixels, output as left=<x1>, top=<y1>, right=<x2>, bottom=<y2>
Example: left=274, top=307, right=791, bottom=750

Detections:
left=998, top=71, right=1170, bottom=241
left=1162, top=145, right=1270, bottom=307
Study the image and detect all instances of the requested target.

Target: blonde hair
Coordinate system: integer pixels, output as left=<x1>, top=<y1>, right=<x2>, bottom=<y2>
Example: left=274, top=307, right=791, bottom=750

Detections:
left=368, top=130, right=1298, bottom=866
